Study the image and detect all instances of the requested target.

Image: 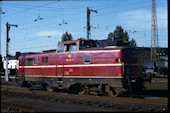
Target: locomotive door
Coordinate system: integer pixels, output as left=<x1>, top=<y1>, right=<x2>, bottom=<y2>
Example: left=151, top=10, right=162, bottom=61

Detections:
left=56, top=44, right=65, bottom=77
left=21, top=55, right=26, bottom=76
left=63, top=42, right=78, bottom=77
left=18, top=55, right=26, bottom=85
left=56, top=42, right=78, bottom=77
left=56, top=44, right=65, bottom=89
left=56, top=59, right=64, bottom=77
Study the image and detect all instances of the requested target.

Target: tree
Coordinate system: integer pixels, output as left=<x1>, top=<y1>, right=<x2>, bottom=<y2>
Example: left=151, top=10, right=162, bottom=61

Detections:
left=57, top=41, right=60, bottom=46
left=61, top=31, right=73, bottom=42
left=108, top=25, right=137, bottom=47
left=129, top=38, right=137, bottom=47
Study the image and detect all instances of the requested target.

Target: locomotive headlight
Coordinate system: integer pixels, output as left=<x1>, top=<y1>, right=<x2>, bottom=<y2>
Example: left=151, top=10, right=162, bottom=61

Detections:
left=116, top=58, right=121, bottom=63
left=118, top=59, right=121, bottom=63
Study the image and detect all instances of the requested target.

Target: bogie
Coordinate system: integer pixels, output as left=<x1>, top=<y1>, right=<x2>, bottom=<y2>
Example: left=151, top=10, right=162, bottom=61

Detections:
left=46, top=84, right=54, bottom=92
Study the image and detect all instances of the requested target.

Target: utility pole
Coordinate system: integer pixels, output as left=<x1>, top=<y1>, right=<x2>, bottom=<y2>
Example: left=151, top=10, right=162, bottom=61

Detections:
left=87, top=7, right=97, bottom=39
left=150, top=0, right=159, bottom=72
left=0, top=3, right=2, bottom=56
left=0, top=2, right=5, bottom=75
left=0, top=2, right=5, bottom=56
left=5, top=22, right=18, bottom=82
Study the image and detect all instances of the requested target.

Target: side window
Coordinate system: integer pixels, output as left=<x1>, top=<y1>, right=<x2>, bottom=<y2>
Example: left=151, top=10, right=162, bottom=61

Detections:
left=80, top=41, right=93, bottom=49
left=57, top=44, right=64, bottom=53
left=84, top=55, right=91, bottom=63
left=70, top=43, right=78, bottom=52
left=34, top=58, right=39, bottom=65
left=42, top=57, right=45, bottom=63
left=28, top=59, right=32, bottom=66
left=45, top=57, right=48, bottom=63
left=42, top=57, right=48, bottom=63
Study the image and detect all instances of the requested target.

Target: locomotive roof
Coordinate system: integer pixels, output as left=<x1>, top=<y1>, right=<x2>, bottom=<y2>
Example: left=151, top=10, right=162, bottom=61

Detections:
left=18, top=39, right=142, bottom=59
left=59, top=38, right=94, bottom=45
left=18, top=51, right=56, bottom=59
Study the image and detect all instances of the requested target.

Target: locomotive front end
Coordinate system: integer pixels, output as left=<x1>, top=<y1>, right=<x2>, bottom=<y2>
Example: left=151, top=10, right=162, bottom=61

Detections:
left=122, top=48, right=144, bottom=93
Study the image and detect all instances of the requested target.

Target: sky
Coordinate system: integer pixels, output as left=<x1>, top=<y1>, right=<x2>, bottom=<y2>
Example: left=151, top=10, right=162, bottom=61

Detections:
left=0, top=0, right=168, bottom=57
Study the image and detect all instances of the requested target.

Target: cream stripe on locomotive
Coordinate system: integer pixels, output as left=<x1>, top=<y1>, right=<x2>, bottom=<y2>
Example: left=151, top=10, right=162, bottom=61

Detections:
left=24, top=75, right=123, bottom=78
left=19, top=63, right=122, bottom=68
left=78, top=50, right=121, bottom=53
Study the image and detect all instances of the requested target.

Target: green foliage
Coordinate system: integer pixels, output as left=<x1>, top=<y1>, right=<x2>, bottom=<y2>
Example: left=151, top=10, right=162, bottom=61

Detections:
left=57, top=31, right=73, bottom=45
left=57, top=41, right=60, bottom=46
left=108, top=25, right=137, bottom=47
left=129, top=38, right=137, bottom=47
left=61, top=31, right=73, bottom=42
left=108, top=26, right=127, bottom=41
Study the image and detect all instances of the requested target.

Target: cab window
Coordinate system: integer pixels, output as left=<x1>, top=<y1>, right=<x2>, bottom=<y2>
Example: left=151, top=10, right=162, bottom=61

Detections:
left=57, top=44, right=64, bottom=53
left=63, top=43, right=78, bottom=52
left=70, top=43, right=78, bottom=52
left=80, top=41, right=94, bottom=49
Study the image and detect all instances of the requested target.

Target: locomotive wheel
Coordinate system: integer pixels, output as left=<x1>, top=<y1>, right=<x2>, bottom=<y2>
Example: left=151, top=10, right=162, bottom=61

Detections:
left=105, top=85, right=120, bottom=97
left=108, top=89, right=120, bottom=97
left=17, top=76, right=24, bottom=87
left=46, top=85, right=53, bottom=92
left=78, top=89, right=87, bottom=95
left=17, top=79, right=22, bottom=86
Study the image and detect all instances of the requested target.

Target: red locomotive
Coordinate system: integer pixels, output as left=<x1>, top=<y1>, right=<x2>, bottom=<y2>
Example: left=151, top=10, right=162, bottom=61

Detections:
left=17, top=38, right=143, bottom=97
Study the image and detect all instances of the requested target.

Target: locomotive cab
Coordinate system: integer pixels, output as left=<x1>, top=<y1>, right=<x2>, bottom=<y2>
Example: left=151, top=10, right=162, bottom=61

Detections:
left=57, top=39, right=97, bottom=53
left=57, top=42, right=78, bottom=53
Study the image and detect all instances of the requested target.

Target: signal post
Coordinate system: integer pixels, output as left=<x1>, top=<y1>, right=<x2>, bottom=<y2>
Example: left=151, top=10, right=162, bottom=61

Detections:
left=5, top=22, right=18, bottom=82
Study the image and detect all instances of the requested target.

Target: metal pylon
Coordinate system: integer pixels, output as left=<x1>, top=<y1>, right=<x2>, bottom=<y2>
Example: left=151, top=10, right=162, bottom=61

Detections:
left=150, top=0, right=159, bottom=62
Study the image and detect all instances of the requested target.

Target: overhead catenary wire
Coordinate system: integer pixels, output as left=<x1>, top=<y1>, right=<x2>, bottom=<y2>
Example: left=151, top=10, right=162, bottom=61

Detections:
left=1, top=0, right=166, bottom=23
left=91, top=2, right=167, bottom=18
left=2, top=1, right=59, bottom=18
left=0, top=0, right=167, bottom=56
left=8, top=28, right=167, bottom=46
left=1, top=1, right=166, bottom=32
left=1, top=18, right=167, bottom=44
left=1, top=6, right=167, bottom=35
left=2, top=0, right=166, bottom=19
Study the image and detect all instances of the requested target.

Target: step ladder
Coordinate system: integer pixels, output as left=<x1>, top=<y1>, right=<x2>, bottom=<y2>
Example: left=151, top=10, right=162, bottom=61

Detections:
left=57, top=75, right=63, bottom=89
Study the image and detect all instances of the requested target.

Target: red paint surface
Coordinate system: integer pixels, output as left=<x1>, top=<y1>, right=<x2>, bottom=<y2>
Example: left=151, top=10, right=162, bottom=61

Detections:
left=18, top=49, right=123, bottom=78
left=18, top=39, right=142, bottom=78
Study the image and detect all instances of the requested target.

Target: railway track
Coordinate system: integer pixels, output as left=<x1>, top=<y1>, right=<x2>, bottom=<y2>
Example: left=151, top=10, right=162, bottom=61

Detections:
left=1, top=84, right=168, bottom=112
left=1, top=75, right=168, bottom=89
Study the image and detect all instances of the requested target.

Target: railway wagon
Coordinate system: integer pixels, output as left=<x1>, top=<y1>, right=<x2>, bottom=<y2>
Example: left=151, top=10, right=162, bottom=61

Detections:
left=3, top=58, right=18, bottom=75
left=17, top=38, right=143, bottom=97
